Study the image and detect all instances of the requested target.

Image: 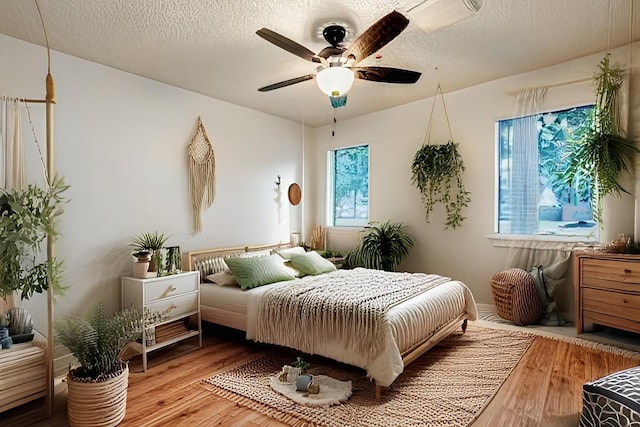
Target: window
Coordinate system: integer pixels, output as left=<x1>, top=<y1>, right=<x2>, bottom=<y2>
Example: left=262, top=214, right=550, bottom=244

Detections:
left=497, top=105, right=596, bottom=238
left=328, top=145, right=369, bottom=227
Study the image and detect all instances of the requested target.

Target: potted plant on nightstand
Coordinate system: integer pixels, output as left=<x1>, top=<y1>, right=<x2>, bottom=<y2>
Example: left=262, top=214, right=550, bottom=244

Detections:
left=129, top=231, right=170, bottom=274
left=56, top=303, right=171, bottom=427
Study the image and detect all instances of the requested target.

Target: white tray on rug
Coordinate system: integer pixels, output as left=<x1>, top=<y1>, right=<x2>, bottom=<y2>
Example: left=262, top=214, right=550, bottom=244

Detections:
left=270, top=374, right=352, bottom=406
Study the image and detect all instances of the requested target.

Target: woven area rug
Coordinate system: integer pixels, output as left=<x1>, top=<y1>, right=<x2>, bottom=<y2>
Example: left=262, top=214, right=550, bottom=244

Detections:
left=198, top=325, right=534, bottom=427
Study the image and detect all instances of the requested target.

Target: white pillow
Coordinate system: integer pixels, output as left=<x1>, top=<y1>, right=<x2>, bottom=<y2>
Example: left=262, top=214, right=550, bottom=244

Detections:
left=205, top=271, right=239, bottom=286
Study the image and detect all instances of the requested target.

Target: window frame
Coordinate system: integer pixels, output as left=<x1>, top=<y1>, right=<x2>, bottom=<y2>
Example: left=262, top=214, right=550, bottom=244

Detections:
left=326, top=144, right=370, bottom=227
left=494, top=103, right=598, bottom=240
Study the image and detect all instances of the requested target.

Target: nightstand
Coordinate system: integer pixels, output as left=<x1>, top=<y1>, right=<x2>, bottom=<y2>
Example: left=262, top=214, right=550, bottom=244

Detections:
left=121, top=270, right=202, bottom=371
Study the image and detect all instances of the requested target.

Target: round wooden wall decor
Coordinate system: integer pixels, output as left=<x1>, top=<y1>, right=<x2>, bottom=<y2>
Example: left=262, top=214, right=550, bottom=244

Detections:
left=288, top=183, right=302, bottom=205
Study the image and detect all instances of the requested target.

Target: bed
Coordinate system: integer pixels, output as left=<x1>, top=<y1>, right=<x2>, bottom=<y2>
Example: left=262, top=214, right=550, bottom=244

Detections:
left=186, top=243, right=477, bottom=396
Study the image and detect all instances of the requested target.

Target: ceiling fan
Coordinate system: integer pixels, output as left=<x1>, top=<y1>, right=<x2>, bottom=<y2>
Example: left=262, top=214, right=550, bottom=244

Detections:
left=256, top=11, right=421, bottom=107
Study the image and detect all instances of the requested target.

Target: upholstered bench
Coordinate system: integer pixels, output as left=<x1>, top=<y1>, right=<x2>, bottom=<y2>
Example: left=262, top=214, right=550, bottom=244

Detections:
left=580, top=366, right=640, bottom=426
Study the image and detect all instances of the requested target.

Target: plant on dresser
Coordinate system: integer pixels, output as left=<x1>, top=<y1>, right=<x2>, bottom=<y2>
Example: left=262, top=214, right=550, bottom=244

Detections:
left=55, top=303, right=171, bottom=427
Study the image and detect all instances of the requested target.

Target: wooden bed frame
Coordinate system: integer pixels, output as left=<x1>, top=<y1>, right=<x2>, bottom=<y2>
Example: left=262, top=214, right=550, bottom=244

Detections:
left=186, top=243, right=471, bottom=399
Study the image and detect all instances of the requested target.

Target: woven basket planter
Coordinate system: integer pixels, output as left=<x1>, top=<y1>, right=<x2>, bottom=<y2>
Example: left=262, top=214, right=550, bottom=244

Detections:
left=490, top=268, right=542, bottom=326
left=66, top=364, right=129, bottom=427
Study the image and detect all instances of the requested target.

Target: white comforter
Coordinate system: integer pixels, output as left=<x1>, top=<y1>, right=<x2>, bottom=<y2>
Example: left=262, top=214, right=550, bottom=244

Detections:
left=246, top=269, right=477, bottom=387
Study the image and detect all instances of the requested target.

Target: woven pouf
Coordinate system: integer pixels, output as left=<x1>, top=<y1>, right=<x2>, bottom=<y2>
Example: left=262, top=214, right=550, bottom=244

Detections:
left=490, top=268, right=542, bottom=326
left=580, top=366, right=640, bottom=426
left=66, top=364, right=129, bottom=427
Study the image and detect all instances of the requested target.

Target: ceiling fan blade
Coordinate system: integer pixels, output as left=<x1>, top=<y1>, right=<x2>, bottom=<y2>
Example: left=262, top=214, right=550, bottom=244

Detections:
left=256, top=28, right=321, bottom=63
left=343, top=11, right=409, bottom=64
left=352, top=66, right=421, bottom=84
left=258, top=75, right=315, bottom=92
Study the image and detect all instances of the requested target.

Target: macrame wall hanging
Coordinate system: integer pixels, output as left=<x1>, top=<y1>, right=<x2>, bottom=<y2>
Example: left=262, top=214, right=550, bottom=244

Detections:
left=187, top=116, right=216, bottom=233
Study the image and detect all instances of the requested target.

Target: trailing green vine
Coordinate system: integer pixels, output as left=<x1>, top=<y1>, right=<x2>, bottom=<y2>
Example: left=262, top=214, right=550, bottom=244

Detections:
left=563, top=55, right=640, bottom=225
left=411, top=141, right=470, bottom=229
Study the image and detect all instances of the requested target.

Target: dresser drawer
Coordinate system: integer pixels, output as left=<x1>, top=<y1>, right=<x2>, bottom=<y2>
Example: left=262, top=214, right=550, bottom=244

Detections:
left=147, top=292, right=198, bottom=318
left=583, top=288, right=640, bottom=323
left=581, top=258, right=640, bottom=291
left=144, top=273, right=198, bottom=303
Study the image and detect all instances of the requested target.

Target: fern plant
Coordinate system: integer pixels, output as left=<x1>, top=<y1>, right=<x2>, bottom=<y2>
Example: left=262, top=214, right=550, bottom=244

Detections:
left=346, top=221, right=414, bottom=271
left=563, top=55, right=640, bottom=225
left=411, top=141, right=470, bottom=229
left=56, top=303, right=171, bottom=381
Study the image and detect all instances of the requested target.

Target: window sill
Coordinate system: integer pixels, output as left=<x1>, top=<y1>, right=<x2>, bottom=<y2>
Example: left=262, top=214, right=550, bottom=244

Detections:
left=486, top=233, right=599, bottom=250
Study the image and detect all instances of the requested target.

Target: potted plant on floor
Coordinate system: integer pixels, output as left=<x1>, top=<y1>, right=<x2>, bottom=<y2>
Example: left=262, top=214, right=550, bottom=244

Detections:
left=346, top=221, right=414, bottom=271
left=0, top=175, right=69, bottom=302
left=56, top=303, right=171, bottom=427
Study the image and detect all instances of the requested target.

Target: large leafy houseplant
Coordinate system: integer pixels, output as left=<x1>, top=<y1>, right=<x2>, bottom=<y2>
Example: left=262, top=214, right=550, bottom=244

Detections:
left=411, top=141, right=471, bottom=230
left=564, top=55, right=640, bottom=225
left=0, top=175, right=69, bottom=300
left=346, top=221, right=414, bottom=271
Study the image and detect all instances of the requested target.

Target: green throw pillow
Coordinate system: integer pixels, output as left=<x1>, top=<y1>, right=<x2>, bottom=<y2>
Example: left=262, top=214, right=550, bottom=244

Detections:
left=273, top=246, right=307, bottom=260
left=224, top=254, right=296, bottom=290
left=289, top=251, right=337, bottom=276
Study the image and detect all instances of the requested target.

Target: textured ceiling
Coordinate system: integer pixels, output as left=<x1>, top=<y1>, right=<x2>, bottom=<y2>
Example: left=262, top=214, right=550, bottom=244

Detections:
left=1, top=0, right=638, bottom=127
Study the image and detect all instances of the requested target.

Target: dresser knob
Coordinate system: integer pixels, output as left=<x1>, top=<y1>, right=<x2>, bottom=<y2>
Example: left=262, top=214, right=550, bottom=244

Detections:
left=169, top=286, right=176, bottom=292
left=624, top=269, right=632, bottom=274
left=623, top=299, right=629, bottom=304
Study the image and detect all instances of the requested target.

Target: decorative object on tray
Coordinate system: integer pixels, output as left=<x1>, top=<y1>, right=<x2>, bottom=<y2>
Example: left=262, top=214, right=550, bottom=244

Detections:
left=411, top=83, right=470, bottom=230
left=601, top=233, right=639, bottom=254
left=187, top=116, right=216, bottom=233
left=270, top=374, right=352, bottom=407
left=287, top=183, right=302, bottom=206
left=278, top=364, right=301, bottom=383
left=345, top=220, right=414, bottom=271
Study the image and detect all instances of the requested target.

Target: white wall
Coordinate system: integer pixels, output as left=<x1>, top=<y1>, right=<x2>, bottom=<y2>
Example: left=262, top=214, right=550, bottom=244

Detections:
left=309, top=43, right=640, bottom=313
left=0, top=34, right=307, bottom=330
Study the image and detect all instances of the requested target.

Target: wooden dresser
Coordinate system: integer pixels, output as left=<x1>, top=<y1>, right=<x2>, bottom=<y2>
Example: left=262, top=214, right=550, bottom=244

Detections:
left=574, top=252, right=640, bottom=334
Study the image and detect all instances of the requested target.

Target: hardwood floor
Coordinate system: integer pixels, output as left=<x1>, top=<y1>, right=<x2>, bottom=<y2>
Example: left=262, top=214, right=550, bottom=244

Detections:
left=4, top=323, right=639, bottom=427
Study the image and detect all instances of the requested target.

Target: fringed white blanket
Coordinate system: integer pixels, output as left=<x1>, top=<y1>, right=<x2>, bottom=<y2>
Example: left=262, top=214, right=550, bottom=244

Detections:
left=248, top=268, right=451, bottom=367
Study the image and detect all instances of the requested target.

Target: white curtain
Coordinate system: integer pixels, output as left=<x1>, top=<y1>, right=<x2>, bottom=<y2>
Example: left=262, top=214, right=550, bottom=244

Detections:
left=503, top=239, right=576, bottom=325
left=0, top=97, right=25, bottom=190
left=510, top=88, right=546, bottom=234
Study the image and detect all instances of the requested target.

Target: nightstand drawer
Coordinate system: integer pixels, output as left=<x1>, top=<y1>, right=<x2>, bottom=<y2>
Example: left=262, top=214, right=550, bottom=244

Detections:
left=144, top=273, right=198, bottom=303
left=147, top=292, right=198, bottom=318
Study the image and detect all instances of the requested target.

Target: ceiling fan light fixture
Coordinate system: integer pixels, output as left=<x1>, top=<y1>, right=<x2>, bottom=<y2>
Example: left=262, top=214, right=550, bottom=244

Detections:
left=316, top=66, right=355, bottom=97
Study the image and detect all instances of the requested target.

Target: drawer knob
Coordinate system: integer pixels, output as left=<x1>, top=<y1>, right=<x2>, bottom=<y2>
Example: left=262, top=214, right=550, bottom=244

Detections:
left=624, top=269, right=632, bottom=274
left=623, top=299, right=629, bottom=304
left=168, top=286, right=177, bottom=293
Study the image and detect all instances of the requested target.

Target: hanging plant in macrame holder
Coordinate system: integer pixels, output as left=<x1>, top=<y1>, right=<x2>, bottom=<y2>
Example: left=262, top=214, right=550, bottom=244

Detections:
left=411, top=84, right=470, bottom=230
left=187, top=116, right=216, bottom=233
